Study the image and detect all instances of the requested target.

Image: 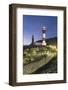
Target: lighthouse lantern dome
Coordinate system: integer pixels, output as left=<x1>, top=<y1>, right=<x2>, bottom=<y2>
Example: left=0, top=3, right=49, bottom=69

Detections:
left=42, top=26, right=47, bottom=31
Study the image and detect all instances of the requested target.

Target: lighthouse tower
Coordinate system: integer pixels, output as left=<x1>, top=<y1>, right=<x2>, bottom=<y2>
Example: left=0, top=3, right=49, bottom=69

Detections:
left=42, top=26, right=47, bottom=46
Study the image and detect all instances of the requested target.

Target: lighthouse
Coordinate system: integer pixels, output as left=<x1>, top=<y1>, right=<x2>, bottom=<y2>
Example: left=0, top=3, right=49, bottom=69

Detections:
left=42, top=26, right=47, bottom=46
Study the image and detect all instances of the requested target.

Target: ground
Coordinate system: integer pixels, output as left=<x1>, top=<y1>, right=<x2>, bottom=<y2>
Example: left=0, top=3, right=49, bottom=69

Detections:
left=23, top=45, right=57, bottom=74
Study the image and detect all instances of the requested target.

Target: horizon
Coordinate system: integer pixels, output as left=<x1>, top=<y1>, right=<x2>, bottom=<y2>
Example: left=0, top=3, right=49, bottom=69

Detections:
left=23, top=36, right=57, bottom=46
left=23, top=15, right=57, bottom=45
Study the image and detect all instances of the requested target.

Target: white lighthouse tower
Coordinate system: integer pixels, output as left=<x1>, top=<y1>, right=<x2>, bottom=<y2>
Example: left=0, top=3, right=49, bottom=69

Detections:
left=42, top=26, right=47, bottom=46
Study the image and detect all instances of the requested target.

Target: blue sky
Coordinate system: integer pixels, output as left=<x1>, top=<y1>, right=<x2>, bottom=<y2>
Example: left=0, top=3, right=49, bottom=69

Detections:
left=23, top=15, right=57, bottom=45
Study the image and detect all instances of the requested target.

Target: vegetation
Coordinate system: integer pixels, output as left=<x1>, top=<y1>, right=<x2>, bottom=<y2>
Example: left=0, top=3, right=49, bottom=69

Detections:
left=23, top=45, right=57, bottom=65
left=33, top=56, right=57, bottom=74
left=23, top=37, right=57, bottom=74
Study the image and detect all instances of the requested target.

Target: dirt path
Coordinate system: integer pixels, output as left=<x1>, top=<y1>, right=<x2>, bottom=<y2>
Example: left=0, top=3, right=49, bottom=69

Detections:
left=23, top=53, right=56, bottom=74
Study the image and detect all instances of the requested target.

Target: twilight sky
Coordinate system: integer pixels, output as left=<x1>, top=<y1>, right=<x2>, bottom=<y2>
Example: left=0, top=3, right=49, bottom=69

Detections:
left=23, top=15, right=57, bottom=45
